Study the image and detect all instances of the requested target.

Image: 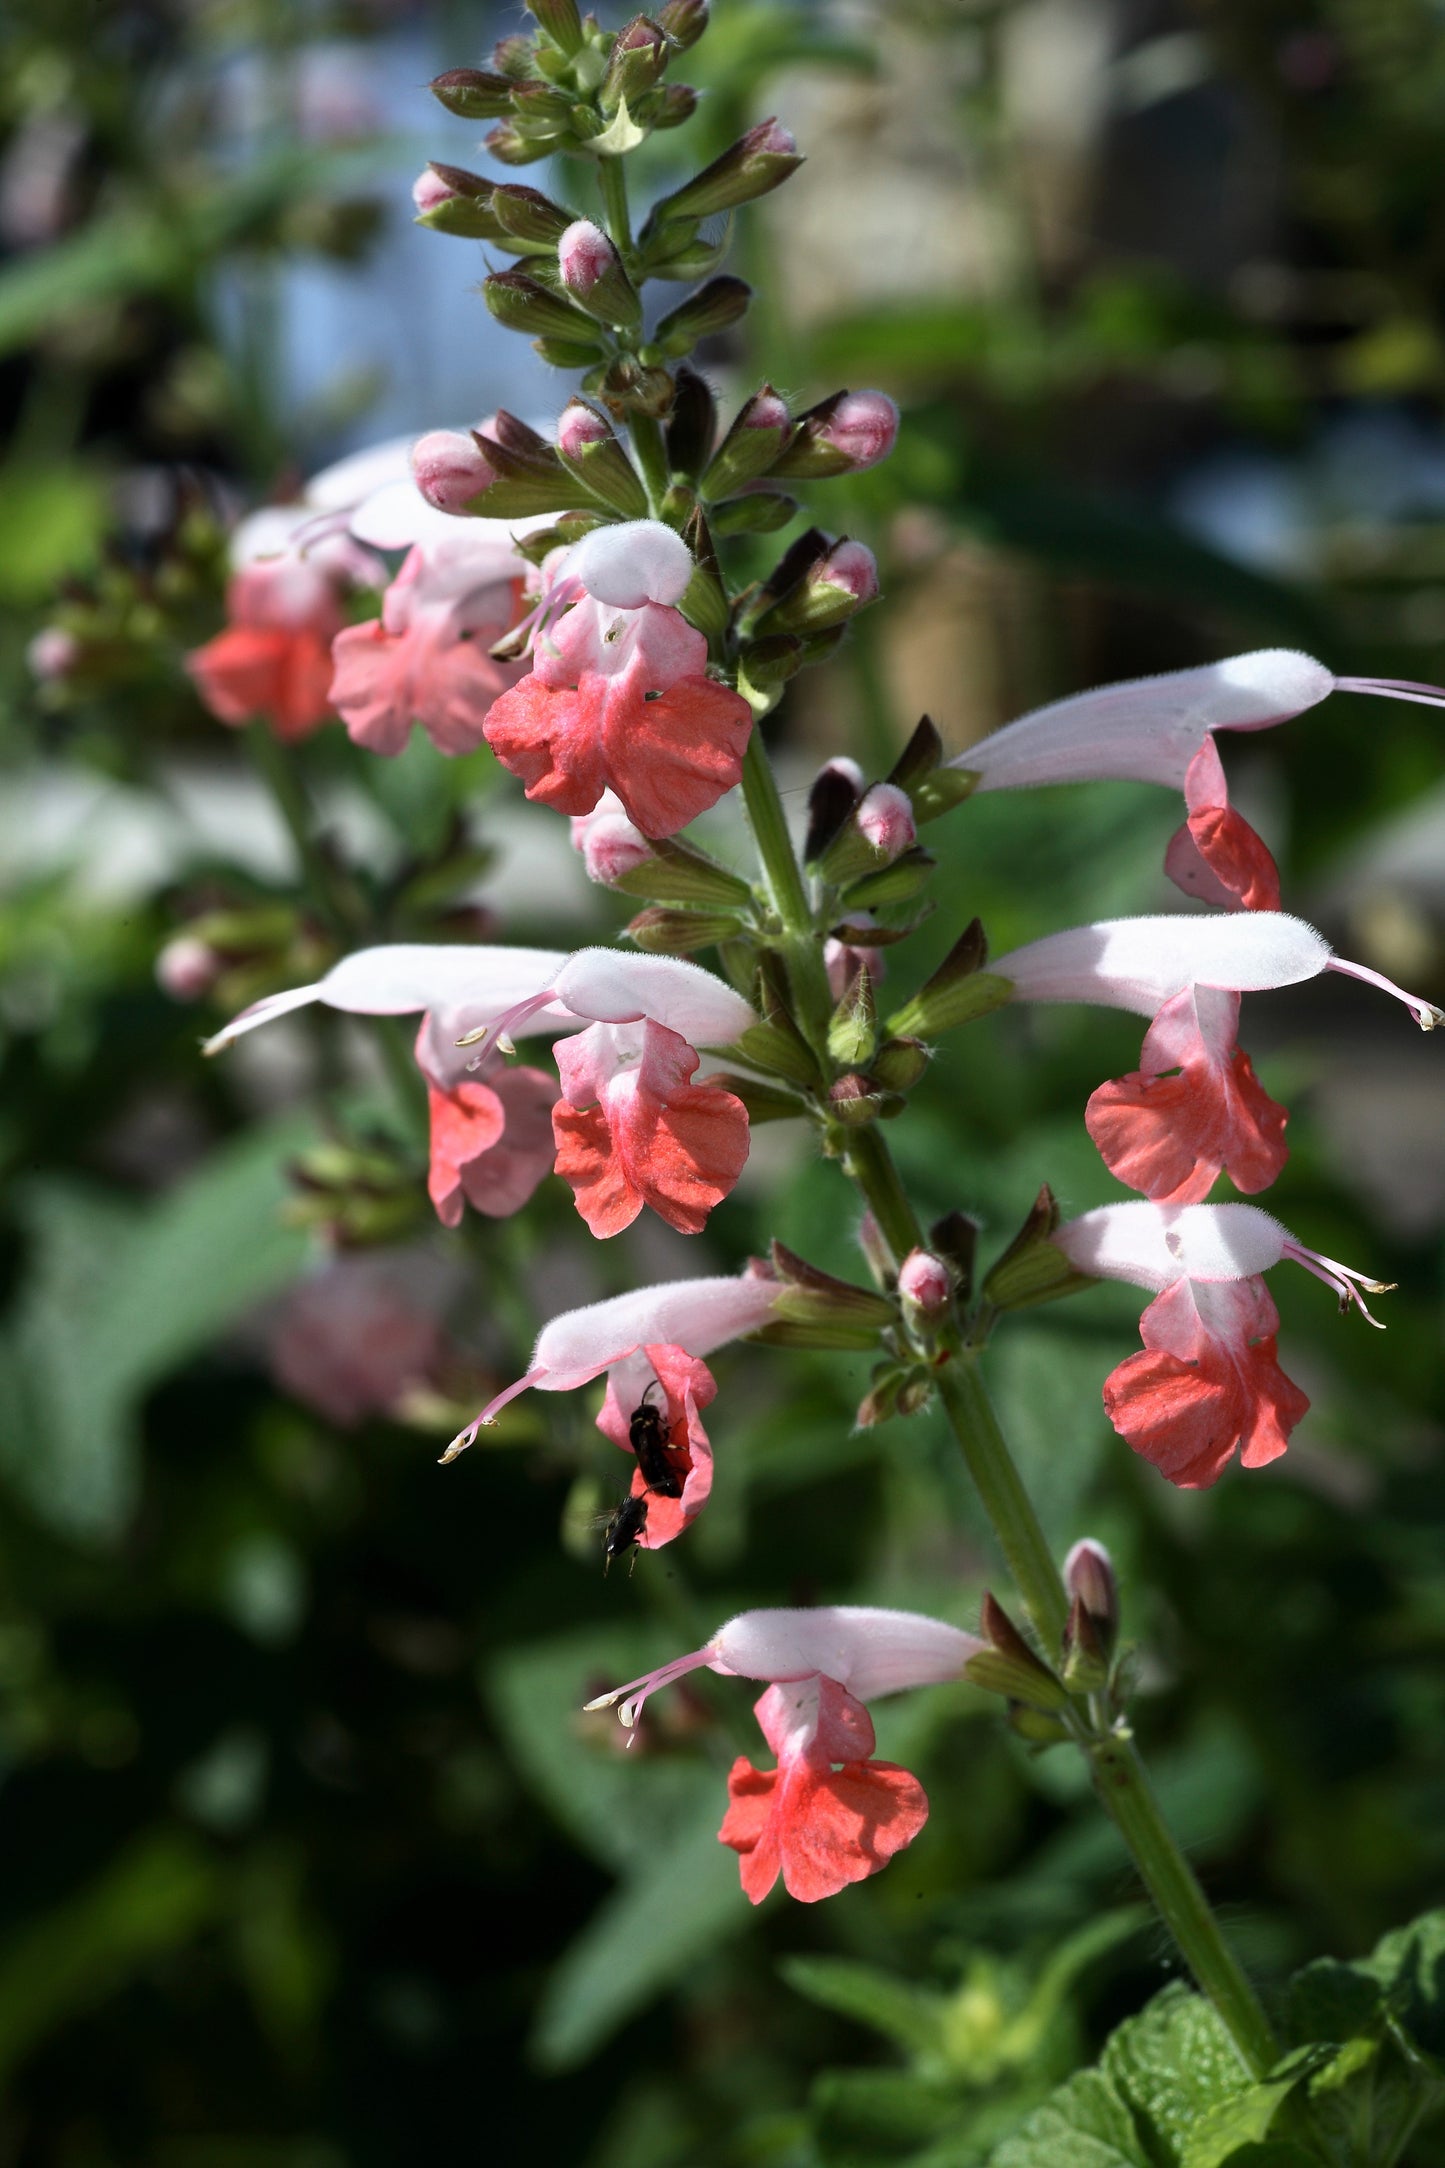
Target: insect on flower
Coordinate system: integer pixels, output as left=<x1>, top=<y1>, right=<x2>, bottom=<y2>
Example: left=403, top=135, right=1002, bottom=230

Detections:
left=628, top=1387, right=685, bottom=1499
left=601, top=1491, right=650, bottom=1572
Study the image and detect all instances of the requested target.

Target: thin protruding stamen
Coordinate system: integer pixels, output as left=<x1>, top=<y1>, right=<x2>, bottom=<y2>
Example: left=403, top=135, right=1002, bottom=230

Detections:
left=454, top=987, right=559, bottom=1060
left=1284, top=1241, right=1395, bottom=1329
left=440, top=1368, right=545, bottom=1462
left=1334, top=675, right=1445, bottom=711
left=582, top=1646, right=716, bottom=1728
left=1327, top=956, right=1444, bottom=1031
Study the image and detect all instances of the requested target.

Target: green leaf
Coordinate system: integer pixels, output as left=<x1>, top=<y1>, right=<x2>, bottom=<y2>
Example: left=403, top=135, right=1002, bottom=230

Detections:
left=1102, top=1983, right=1252, bottom=2165
left=809, top=2068, right=962, bottom=2163
left=780, top=1955, right=948, bottom=2062
left=1178, top=2076, right=1301, bottom=2168
left=0, top=1119, right=312, bottom=1542
left=0, top=1831, right=220, bottom=2087
left=988, top=2067, right=1149, bottom=2167
left=528, top=1804, right=746, bottom=2070
left=1357, top=1906, right=1445, bottom=2060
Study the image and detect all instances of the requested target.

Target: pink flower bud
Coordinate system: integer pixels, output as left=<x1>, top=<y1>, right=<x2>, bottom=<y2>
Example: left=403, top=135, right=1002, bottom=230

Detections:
left=558, top=219, right=620, bottom=298
left=557, top=401, right=612, bottom=459
left=741, top=386, right=790, bottom=434
left=855, top=782, right=916, bottom=860
left=821, top=390, right=899, bottom=471
left=569, top=793, right=652, bottom=884
left=26, top=626, right=79, bottom=681
left=410, top=429, right=496, bottom=514
left=747, top=118, right=798, bottom=160
left=411, top=166, right=458, bottom=216
left=1064, top=1539, right=1118, bottom=1631
left=816, top=539, right=880, bottom=608
left=898, top=1249, right=952, bottom=1317
left=156, top=934, right=220, bottom=1003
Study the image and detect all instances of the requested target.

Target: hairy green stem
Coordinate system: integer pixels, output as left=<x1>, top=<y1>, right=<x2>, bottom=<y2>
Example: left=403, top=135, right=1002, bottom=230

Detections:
left=737, top=721, right=1278, bottom=2076
left=738, top=726, right=834, bottom=1056
left=1090, top=1727, right=1278, bottom=2077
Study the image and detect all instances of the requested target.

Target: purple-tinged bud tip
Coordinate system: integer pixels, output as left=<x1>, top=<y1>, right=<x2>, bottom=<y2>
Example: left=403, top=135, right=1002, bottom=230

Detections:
left=898, top=1248, right=952, bottom=1317
left=822, top=390, right=899, bottom=471
left=556, top=401, right=613, bottom=459
left=855, top=781, right=916, bottom=860
left=411, top=166, right=458, bottom=216
left=410, top=430, right=496, bottom=514
left=1064, top=1539, right=1118, bottom=1633
left=558, top=219, right=620, bottom=296
left=744, top=118, right=798, bottom=159
left=815, top=539, right=880, bottom=607
left=157, top=934, right=221, bottom=1003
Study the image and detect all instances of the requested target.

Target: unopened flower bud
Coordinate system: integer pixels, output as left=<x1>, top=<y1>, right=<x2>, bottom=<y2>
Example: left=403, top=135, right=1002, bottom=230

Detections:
left=526, top=0, right=584, bottom=54
left=700, top=384, right=790, bottom=498
left=410, top=429, right=496, bottom=514
left=412, top=167, right=457, bottom=217
left=601, top=14, right=671, bottom=112
left=411, top=163, right=506, bottom=241
left=428, top=68, right=513, bottom=120
left=26, top=626, right=79, bottom=681
left=557, top=401, right=611, bottom=459
left=855, top=782, right=916, bottom=862
left=1064, top=1539, right=1118, bottom=1643
left=760, top=538, right=880, bottom=637
left=649, top=82, right=699, bottom=129
left=556, top=221, right=641, bottom=327
left=898, top=1249, right=952, bottom=1319
left=775, top=390, right=900, bottom=480
left=570, top=794, right=652, bottom=884
left=156, top=934, right=221, bottom=1003
left=659, top=117, right=803, bottom=219
left=483, top=270, right=603, bottom=346
left=650, top=275, right=752, bottom=359
left=805, top=755, right=864, bottom=861
left=657, top=0, right=708, bottom=49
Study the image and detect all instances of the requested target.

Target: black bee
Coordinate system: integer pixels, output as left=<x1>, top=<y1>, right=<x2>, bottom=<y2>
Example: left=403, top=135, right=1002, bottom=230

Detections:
left=628, top=1389, right=684, bottom=1499
left=602, top=1492, right=649, bottom=1572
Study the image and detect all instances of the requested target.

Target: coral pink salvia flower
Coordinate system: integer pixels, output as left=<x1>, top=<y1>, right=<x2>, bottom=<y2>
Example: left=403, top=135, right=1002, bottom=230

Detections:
left=444, top=1269, right=783, bottom=1459
left=950, top=649, right=1445, bottom=912
left=553, top=1018, right=750, bottom=1237
left=1053, top=1200, right=1392, bottom=1488
left=991, top=912, right=1441, bottom=1202
left=206, top=945, right=756, bottom=1235
left=188, top=542, right=348, bottom=745
left=483, top=520, right=754, bottom=836
left=595, top=1342, right=716, bottom=1548
left=329, top=524, right=528, bottom=756
left=585, top=1607, right=984, bottom=1903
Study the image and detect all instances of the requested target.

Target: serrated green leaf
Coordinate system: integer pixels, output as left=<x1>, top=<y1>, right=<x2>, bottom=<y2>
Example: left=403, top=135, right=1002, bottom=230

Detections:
left=1103, top=1984, right=1252, bottom=2166
left=1179, top=2074, right=1300, bottom=2168
left=987, top=2067, right=1149, bottom=2167
left=1358, top=1906, right=1445, bottom=2060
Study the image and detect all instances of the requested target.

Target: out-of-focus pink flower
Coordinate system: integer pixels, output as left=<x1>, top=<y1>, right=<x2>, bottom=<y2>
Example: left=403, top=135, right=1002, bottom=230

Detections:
left=26, top=627, right=79, bottom=682
left=950, top=649, right=1445, bottom=913
left=329, top=527, right=528, bottom=757
left=1054, top=1200, right=1391, bottom=1487
left=269, top=1255, right=448, bottom=1428
left=596, top=1341, right=716, bottom=1548
left=188, top=555, right=345, bottom=742
left=585, top=1606, right=983, bottom=1903
left=444, top=1268, right=783, bottom=1457
left=156, top=934, right=221, bottom=1003
left=416, top=1026, right=559, bottom=1227
left=552, top=1017, right=750, bottom=1236
left=483, top=520, right=753, bottom=836
left=569, top=789, right=652, bottom=883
